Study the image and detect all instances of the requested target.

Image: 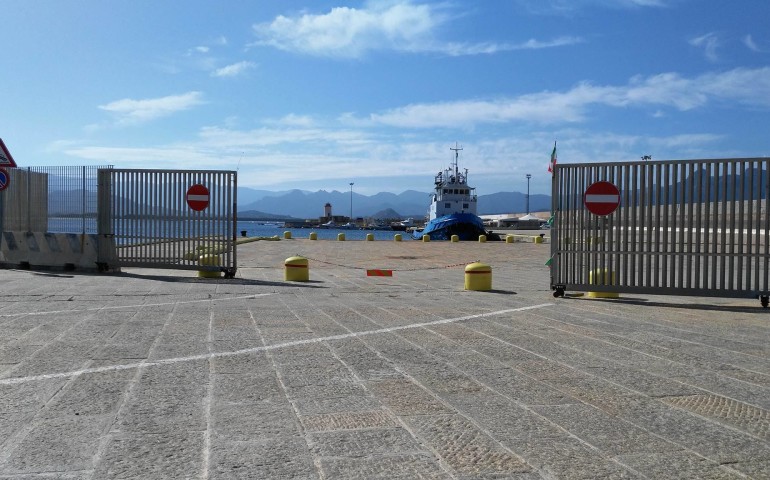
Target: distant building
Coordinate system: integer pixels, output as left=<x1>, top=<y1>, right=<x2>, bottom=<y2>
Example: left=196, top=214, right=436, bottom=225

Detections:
left=324, top=203, right=332, bottom=218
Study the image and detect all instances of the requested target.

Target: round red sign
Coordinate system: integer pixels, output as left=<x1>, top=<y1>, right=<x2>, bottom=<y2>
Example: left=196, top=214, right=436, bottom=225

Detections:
left=186, top=184, right=210, bottom=211
left=584, top=181, right=620, bottom=216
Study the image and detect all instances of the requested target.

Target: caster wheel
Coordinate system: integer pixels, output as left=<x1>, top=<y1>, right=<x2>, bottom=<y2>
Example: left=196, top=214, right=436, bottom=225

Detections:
left=553, top=288, right=565, bottom=298
left=761, top=296, right=769, bottom=308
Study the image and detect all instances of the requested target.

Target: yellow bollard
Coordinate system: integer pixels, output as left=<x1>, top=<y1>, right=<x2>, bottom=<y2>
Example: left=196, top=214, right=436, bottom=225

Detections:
left=422, top=235, right=430, bottom=242
left=478, top=235, right=487, bottom=242
left=283, top=231, right=292, bottom=239
left=309, top=232, right=317, bottom=240
left=198, top=254, right=222, bottom=278
left=451, top=235, right=459, bottom=242
left=366, top=233, right=374, bottom=241
left=505, top=235, right=513, bottom=243
left=284, top=256, right=309, bottom=282
left=587, top=269, right=618, bottom=298
left=464, top=262, right=492, bottom=291
left=337, top=233, right=346, bottom=241
left=394, top=234, right=402, bottom=242
left=534, top=236, right=543, bottom=244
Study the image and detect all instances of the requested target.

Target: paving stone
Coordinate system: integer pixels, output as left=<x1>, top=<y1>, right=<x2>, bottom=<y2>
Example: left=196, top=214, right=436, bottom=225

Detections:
left=319, top=454, right=452, bottom=479
left=0, top=379, right=68, bottom=413
left=662, top=393, right=770, bottom=441
left=212, top=401, right=301, bottom=440
left=301, top=409, right=396, bottom=431
left=2, top=415, right=111, bottom=475
left=209, top=437, right=317, bottom=479
left=368, top=378, right=451, bottom=415
left=309, top=427, right=423, bottom=457
left=615, top=451, right=744, bottom=479
left=293, top=394, right=384, bottom=415
left=93, top=431, right=205, bottom=479
left=39, top=369, right=133, bottom=417
left=211, top=373, right=284, bottom=404
left=405, top=414, right=532, bottom=477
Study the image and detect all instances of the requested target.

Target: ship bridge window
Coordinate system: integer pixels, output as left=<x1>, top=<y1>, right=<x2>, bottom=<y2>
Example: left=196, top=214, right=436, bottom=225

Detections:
left=444, top=203, right=451, bottom=208
left=463, top=203, right=469, bottom=209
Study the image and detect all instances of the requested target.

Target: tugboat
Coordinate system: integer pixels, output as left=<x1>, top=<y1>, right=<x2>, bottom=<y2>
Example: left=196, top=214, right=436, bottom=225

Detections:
left=413, top=144, right=490, bottom=241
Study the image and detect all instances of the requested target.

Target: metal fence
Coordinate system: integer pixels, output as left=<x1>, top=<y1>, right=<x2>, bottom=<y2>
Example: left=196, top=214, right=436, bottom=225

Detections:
left=97, top=169, right=237, bottom=276
left=550, top=158, right=770, bottom=306
left=0, top=165, right=110, bottom=234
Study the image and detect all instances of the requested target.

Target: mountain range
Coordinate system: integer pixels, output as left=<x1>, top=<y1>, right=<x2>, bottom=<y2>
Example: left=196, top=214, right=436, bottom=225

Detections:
left=237, top=187, right=551, bottom=220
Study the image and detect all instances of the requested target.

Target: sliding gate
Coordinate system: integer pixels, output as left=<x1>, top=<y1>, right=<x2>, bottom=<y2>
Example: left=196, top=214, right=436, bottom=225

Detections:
left=550, top=158, right=770, bottom=306
left=97, top=169, right=237, bottom=277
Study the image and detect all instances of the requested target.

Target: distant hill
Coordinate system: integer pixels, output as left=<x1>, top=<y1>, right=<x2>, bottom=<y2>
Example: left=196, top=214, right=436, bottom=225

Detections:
left=236, top=187, right=552, bottom=219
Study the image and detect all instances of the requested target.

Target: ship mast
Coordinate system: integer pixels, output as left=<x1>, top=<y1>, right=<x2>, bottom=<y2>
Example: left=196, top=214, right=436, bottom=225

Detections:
left=450, top=142, right=462, bottom=180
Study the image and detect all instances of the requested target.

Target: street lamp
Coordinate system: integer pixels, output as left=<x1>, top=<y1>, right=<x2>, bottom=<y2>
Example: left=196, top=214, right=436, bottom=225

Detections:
left=525, top=174, right=532, bottom=214
left=349, top=182, right=354, bottom=222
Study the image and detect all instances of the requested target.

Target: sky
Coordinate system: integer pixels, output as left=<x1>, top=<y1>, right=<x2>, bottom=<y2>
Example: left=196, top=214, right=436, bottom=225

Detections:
left=2, top=0, right=769, bottom=196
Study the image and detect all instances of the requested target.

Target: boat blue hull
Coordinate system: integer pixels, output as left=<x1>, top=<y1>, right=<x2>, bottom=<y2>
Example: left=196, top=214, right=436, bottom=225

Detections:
left=412, top=213, right=487, bottom=240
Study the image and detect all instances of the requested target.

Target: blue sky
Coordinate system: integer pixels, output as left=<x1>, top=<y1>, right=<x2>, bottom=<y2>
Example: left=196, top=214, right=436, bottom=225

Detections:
left=2, top=0, right=769, bottom=196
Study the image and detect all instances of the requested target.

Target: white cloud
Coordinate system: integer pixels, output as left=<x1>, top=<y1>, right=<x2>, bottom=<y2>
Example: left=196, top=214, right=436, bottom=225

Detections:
left=211, top=61, right=256, bottom=77
left=366, top=67, right=770, bottom=128
left=251, top=2, right=578, bottom=58
left=98, top=92, right=205, bottom=125
left=689, top=32, right=720, bottom=62
left=743, top=34, right=763, bottom=52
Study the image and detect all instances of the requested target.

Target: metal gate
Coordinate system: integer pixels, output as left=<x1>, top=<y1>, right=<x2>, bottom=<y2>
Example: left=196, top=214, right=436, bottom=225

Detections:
left=97, top=169, right=237, bottom=276
left=550, top=158, right=770, bottom=306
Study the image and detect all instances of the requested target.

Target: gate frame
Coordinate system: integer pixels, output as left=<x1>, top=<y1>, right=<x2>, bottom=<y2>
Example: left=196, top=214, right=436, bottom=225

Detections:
left=550, top=157, right=770, bottom=307
left=97, top=168, right=238, bottom=277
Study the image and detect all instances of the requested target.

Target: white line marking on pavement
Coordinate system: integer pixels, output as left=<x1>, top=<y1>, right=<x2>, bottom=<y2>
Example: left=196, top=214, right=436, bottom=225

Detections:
left=0, top=293, right=276, bottom=318
left=0, top=303, right=553, bottom=385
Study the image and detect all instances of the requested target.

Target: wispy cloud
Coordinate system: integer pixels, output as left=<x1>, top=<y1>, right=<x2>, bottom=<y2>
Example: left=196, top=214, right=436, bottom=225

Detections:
left=689, top=32, right=720, bottom=62
left=211, top=61, right=256, bottom=78
left=365, top=67, right=770, bottom=128
left=251, top=2, right=578, bottom=58
left=98, top=91, right=205, bottom=125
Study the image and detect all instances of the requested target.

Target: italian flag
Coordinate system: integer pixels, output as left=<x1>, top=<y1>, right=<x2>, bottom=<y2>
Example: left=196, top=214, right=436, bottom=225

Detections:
left=547, top=141, right=557, bottom=174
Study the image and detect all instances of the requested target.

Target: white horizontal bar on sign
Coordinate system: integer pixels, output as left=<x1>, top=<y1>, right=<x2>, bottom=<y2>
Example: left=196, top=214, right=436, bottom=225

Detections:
left=187, top=194, right=209, bottom=201
left=585, top=194, right=619, bottom=203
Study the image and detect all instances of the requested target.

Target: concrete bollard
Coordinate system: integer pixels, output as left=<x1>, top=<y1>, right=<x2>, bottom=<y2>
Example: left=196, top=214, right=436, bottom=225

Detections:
left=284, top=256, right=309, bottom=282
left=394, top=234, right=402, bottom=242
left=587, top=268, right=618, bottom=298
left=283, top=231, right=292, bottom=239
left=422, top=235, right=430, bottom=242
left=451, top=235, right=459, bottom=242
left=337, top=233, right=346, bottom=241
left=309, top=232, right=317, bottom=240
left=198, top=254, right=222, bottom=278
left=366, top=233, right=374, bottom=241
left=505, top=235, right=513, bottom=243
left=478, top=235, right=487, bottom=242
left=464, top=262, right=492, bottom=291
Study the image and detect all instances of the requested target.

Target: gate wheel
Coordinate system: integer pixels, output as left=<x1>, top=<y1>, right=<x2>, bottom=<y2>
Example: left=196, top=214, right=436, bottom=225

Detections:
left=223, top=268, right=236, bottom=279
left=761, top=296, right=769, bottom=308
left=553, top=288, right=565, bottom=298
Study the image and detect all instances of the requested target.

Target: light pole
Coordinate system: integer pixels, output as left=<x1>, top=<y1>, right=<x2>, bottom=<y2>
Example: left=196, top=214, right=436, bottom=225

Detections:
left=349, top=182, right=354, bottom=222
left=525, top=174, right=532, bottom=214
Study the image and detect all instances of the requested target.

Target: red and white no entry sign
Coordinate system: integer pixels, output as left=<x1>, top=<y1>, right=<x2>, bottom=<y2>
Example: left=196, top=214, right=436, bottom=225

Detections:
left=186, top=184, right=210, bottom=211
left=584, top=181, right=620, bottom=216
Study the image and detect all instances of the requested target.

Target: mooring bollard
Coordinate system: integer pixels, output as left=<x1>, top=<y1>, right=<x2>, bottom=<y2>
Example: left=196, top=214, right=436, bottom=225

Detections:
left=366, top=233, right=374, bottom=241
left=284, top=256, right=309, bottom=282
left=394, top=234, right=402, bottom=242
left=198, top=254, right=222, bottom=278
left=464, top=262, right=492, bottom=291
left=422, top=235, right=430, bottom=242
left=478, top=235, right=487, bottom=242
left=451, top=235, right=459, bottom=242
left=283, top=231, right=292, bottom=239
left=505, top=235, right=513, bottom=243
left=534, top=235, right=543, bottom=244
left=337, top=233, right=345, bottom=241
left=309, top=232, right=317, bottom=240
left=587, top=268, right=618, bottom=298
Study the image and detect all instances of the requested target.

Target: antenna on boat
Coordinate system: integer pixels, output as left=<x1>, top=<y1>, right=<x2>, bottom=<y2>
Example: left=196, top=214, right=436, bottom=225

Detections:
left=450, top=142, right=462, bottom=176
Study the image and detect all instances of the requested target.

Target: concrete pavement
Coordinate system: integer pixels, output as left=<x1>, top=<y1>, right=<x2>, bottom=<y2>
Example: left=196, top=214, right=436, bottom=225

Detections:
left=1, top=237, right=769, bottom=479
